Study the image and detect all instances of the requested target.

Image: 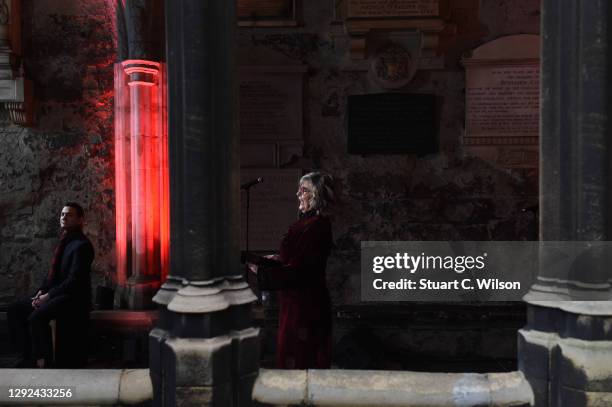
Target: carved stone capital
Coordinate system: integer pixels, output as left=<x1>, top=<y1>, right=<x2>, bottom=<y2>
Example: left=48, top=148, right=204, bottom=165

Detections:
left=122, top=59, right=160, bottom=86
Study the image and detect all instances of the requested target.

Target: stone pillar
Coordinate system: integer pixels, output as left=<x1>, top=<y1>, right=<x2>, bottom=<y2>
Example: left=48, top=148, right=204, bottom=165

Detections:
left=150, top=1, right=259, bottom=406
left=125, top=60, right=167, bottom=309
left=519, top=1, right=612, bottom=405
left=149, top=275, right=181, bottom=407
left=115, top=0, right=169, bottom=309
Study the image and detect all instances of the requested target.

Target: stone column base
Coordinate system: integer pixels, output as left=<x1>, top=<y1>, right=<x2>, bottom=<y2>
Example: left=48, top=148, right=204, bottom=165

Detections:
left=230, top=328, right=260, bottom=407
left=161, top=336, right=232, bottom=406
left=115, top=279, right=161, bottom=310
left=519, top=302, right=612, bottom=406
left=149, top=327, right=170, bottom=407
left=158, top=328, right=260, bottom=407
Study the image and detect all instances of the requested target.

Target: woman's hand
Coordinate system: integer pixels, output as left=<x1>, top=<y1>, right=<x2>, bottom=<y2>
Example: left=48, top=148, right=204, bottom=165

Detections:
left=264, top=254, right=280, bottom=261
left=32, top=293, right=49, bottom=309
left=247, top=262, right=258, bottom=275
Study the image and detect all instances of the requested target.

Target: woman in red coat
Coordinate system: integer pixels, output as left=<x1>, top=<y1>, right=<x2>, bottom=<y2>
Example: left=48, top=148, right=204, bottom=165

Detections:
left=253, top=172, right=334, bottom=369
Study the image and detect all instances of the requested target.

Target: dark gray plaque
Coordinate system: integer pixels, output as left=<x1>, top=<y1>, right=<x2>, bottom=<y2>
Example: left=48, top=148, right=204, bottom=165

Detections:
left=347, top=93, right=438, bottom=155
left=238, top=0, right=295, bottom=22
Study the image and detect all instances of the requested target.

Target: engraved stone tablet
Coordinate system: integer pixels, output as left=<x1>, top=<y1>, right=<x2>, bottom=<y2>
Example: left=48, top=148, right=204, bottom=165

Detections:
left=347, top=93, right=437, bottom=155
left=347, top=0, right=439, bottom=18
left=238, top=0, right=296, bottom=25
left=465, top=65, right=539, bottom=142
left=238, top=0, right=294, bottom=19
left=461, top=35, right=540, bottom=169
left=239, top=66, right=307, bottom=142
left=240, top=169, right=302, bottom=251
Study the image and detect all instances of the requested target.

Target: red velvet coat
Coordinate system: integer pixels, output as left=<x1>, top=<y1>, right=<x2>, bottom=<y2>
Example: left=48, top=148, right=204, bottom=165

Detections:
left=260, top=212, right=333, bottom=369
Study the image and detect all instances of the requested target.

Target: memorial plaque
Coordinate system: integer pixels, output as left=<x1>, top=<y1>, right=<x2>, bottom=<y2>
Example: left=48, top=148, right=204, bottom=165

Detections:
left=348, top=0, right=439, bottom=18
left=461, top=35, right=540, bottom=169
left=238, top=0, right=294, bottom=20
left=239, top=67, right=306, bottom=141
left=240, top=169, right=302, bottom=251
left=347, top=93, right=437, bottom=155
left=465, top=65, right=539, bottom=142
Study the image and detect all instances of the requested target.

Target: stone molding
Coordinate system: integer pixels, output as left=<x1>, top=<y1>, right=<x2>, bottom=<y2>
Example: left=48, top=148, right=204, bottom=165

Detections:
left=0, top=368, right=152, bottom=405
left=0, top=0, right=32, bottom=126
left=252, top=368, right=534, bottom=406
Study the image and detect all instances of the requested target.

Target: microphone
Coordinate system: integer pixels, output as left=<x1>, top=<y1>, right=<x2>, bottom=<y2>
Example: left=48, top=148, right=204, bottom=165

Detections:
left=241, top=177, right=264, bottom=190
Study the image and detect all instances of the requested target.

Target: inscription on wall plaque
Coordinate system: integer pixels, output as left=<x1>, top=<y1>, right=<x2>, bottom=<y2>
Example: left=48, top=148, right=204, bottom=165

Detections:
left=239, top=67, right=306, bottom=142
left=465, top=65, right=539, bottom=143
left=240, top=169, right=301, bottom=251
left=347, top=0, right=439, bottom=18
left=238, top=0, right=295, bottom=21
left=461, top=35, right=540, bottom=169
left=347, top=93, right=437, bottom=155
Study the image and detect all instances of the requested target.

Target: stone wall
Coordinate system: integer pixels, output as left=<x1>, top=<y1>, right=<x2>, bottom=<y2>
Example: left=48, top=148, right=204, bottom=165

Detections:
left=238, top=0, right=540, bottom=305
left=240, top=0, right=540, bottom=370
left=0, top=0, right=116, bottom=305
left=0, top=0, right=541, bottom=318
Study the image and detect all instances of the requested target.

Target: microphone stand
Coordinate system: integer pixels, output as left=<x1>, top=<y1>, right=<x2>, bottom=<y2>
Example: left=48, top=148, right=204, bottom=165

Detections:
left=242, top=181, right=269, bottom=304
left=245, top=185, right=251, bottom=256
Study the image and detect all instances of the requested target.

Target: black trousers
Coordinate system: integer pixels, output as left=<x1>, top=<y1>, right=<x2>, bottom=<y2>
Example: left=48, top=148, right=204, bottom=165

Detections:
left=7, top=295, right=80, bottom=364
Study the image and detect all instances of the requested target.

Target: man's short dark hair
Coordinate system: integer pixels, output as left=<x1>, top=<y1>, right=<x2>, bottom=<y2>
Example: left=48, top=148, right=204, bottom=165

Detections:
left=64, top=202, right=85, bottom=218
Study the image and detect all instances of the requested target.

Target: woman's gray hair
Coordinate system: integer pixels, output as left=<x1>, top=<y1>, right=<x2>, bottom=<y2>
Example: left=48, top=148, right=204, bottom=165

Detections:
left=300, top=171, right=335, bottom=214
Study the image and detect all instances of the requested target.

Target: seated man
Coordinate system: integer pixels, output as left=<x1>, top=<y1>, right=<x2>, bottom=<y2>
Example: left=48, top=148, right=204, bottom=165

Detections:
left=7, top=202, right=94, bottom=368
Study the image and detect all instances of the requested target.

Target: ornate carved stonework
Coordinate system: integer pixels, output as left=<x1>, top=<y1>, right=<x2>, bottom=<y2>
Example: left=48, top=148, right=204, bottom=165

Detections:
left=0, top=0, right=32, bottom=126
left=369, top=42, right=416, bottom=89
left=347, top=0, right=439, bottom=17
left=336, top=0, right=450, bottom=60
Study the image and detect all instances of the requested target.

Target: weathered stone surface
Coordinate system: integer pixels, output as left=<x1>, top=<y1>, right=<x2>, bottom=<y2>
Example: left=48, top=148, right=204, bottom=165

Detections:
left=0, top=0, right=539, bottom=312
left=252, top=369, right=533, bottom=406
left=559, top=387, right=612, bottom=407
left=251, top=368, right=307, bottom=405
left=0, top=368, right=141, bottom=405
left=0, top=0, right=116, bottom=305
left=518, top=329, right=556, bottom=381
left=163, top=336, right=233, bottom=387
left=149, top=327, right=170, bottom=406
left=480, top=0, right=540, bottom=41
left=237, top=0, right=539, bottom=306
left=230, top=327, right=261, bottom=377
left=0, top=1, right=542, bottom=381
left=558, top=338, right=612, bottom=392
left=174, top=383, right=232, bottom=407
left=118, top=368, right=154, bottom=405
left=235, top=0, right=540, bottom=371
left=520, top=306, right=612, bottom=406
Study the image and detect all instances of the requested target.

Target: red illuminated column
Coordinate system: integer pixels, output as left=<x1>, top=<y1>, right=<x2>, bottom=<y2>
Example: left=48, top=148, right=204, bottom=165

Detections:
left=114, top=60, right=169, bottom=309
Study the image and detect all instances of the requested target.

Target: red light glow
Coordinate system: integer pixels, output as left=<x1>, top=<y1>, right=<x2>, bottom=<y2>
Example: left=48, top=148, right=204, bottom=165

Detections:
left=114, top=60, right=169, bottom=298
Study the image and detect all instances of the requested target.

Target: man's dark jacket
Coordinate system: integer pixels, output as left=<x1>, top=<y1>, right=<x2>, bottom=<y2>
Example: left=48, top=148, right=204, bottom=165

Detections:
left=39, top=230, right=95, bottom=308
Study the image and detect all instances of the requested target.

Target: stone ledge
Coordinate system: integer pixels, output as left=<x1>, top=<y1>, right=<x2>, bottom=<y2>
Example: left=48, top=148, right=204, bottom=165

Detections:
left=253, top=369, right=534, bottom=406
left=0, top=368, right=151, bottom=405
left=88, top=310, right=158, bottom=334
left=0, top=310, right=158, bottom=333
left=524, top=300, right=612, bottom=317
